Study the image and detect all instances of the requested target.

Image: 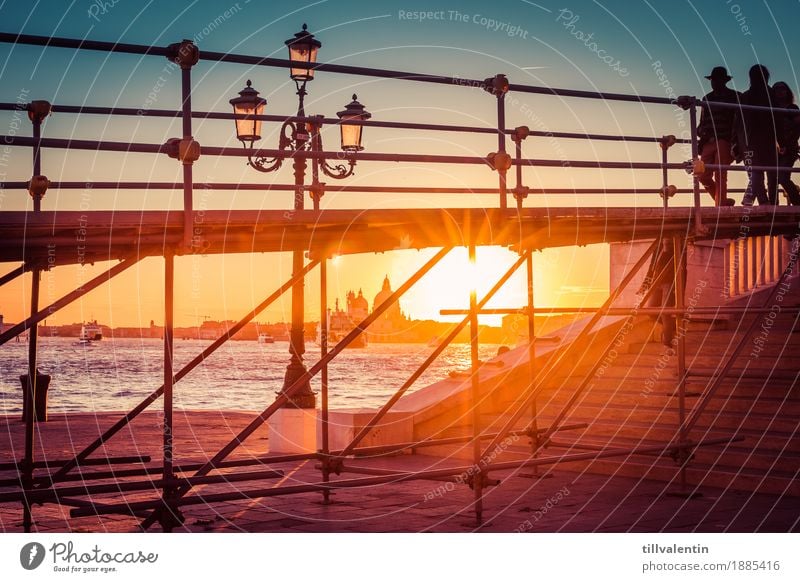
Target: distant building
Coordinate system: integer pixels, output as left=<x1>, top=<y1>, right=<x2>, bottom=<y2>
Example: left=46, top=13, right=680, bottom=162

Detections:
left=370, top=276, right=410, bottom=339
left=346, top=289, right=369, bottom=322
left=321, top=291, right=369, bottom=348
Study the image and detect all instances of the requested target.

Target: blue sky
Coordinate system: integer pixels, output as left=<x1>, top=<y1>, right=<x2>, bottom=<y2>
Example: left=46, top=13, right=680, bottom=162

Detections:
left=0, top=0, right=797, bottom=325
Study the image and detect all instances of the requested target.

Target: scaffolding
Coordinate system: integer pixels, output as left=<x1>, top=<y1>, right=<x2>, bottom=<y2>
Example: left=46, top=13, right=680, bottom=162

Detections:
left=1, top=31, right=799, bottom=531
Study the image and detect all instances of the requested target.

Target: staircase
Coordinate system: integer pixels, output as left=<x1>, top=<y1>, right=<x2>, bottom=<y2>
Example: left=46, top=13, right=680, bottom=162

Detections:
left=411, top=308, right=800, bottom=496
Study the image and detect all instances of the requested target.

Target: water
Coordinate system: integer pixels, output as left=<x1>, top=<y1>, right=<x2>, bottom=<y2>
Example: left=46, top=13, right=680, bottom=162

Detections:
left=0, top=338, right=504, bottom=414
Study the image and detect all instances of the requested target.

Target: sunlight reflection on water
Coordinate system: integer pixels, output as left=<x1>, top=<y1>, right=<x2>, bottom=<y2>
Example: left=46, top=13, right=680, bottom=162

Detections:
left=0, top=338, right=503, bottom=413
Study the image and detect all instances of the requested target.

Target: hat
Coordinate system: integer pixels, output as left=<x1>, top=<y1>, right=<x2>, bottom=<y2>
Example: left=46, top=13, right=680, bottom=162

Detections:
left=705, top=66, right=732, bottom=81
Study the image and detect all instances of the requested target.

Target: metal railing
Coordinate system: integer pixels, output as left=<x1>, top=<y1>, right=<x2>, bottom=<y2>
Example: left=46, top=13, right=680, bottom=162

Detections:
left=1, top=30, right=799, bottom=532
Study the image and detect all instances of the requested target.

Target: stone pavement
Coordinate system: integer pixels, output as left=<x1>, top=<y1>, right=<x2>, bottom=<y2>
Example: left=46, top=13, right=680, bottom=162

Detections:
left=1, top=412, right=797, bottom=533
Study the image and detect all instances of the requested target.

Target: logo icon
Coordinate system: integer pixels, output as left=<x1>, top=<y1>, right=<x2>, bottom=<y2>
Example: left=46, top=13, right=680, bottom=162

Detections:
left=20, top=542, right=46, bottom=570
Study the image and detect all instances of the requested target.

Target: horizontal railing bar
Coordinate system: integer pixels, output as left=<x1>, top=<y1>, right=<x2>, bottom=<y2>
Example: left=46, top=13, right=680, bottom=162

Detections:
left=0, top=32, right=668, bottom=105
left=324, top=423, right=589, bottom=459
left=440, top=306, right=800, bottom=316
left=7, top=31, right=800, bottom=115
left=68, top=435, right=740, bottom=518
left=0, top=135, right=698, bottom=170
left=0, top=102, right=690, bottom=144
left=0, top=455, right=151, bottom=472
left=4, top=136, right=794, bottom=173
left=0, top=468, right=286, bottom=503
left=0, top=182, right=732, bottom=195
left=0, top=453, right=318, bottom=488
left=695, top=99, right=800, bottom=115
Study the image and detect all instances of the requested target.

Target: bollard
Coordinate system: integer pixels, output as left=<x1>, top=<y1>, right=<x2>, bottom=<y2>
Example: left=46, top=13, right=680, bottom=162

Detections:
left=19, top=370, right=51, bottom=423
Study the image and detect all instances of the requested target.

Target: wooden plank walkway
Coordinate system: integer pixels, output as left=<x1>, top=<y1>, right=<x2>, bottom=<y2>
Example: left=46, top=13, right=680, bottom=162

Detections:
left=3, top=206, right=800, bottom=265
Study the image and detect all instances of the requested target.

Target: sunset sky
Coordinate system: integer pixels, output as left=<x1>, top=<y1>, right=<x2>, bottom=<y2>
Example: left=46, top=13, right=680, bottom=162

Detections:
left=0, top=0, right=797, bottom=327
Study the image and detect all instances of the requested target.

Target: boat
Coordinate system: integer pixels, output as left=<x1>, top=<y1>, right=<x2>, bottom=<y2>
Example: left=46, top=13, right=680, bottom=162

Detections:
left=79, top=320, right=103, bottom=342
left=257, top=333, right=275, bottom=344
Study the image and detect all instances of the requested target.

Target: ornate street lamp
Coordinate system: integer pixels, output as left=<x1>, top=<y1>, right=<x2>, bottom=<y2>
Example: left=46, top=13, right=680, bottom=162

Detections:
left=229, top=80, right=266, bottom=149
left=337, top=94, right=371, bottom=152
left=229, top=25, right=370, bottom=409
left=285, top=23, right=321, bottom=82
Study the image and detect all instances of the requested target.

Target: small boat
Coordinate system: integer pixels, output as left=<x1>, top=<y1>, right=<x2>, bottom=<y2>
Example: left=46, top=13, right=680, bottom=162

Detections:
left=79, top=321, right=103, bottom=342
left=257, top=333, right=275, bottom=344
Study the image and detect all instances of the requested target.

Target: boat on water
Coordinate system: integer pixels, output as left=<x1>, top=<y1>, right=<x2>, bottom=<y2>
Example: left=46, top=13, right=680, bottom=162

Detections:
left=79, top=321, right=103, bottom=343
left=257, top=333, right=275, bottom=344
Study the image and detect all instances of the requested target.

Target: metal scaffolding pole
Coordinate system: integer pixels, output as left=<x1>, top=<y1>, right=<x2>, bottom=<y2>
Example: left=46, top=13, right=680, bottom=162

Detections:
left=319, top=257, right=331, bottom=504
left=0, top=257, right=140, bottom=346
left=335, top=252, right=529, bottom=459
left=468, top=243, right=483, bottom=524
left=160, top=251, right=180, bottom=530
left=36, top=261, right=318, bottom=489
left=672, top=236, right=692, bottom=494
left=478, top=239, right=660, bottom=463
left=139, top=247, right=453, bottom=529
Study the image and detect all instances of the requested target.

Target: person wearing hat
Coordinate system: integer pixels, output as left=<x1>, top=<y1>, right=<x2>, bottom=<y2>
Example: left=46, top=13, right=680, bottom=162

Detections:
left=696, top=66, right=741, bottom=206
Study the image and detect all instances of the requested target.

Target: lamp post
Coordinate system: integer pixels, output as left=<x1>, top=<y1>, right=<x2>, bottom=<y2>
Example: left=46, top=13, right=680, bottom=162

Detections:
left=230, top=24, right=370, bottom=409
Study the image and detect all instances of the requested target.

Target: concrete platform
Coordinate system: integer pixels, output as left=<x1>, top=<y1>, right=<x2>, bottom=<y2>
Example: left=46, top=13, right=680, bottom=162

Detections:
left=0, top=411, right=797, bottom=533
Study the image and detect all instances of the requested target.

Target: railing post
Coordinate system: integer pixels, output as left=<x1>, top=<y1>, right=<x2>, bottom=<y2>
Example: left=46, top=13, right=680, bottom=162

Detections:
left=671, top=236, right=692, bottom=495
left=319, top=256, right=331, bottom=504
left=167, top=40, right=199, bottom=250
left=159, top=251, right=181, bottom=531
left=21, top=99, right=51, bottom=533
left=468, top=243, right=483, bottom=525
left=484, top=74, right=510, bottom=210
left=659, top=135, right=676, bottom=209
left=525, top=250, right=542, bottom=474
left=687, top=97, right=704, bottom=234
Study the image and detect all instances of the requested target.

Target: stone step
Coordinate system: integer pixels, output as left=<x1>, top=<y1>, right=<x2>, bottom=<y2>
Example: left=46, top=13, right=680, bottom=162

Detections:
left=523, top=390, right=800, bottom=417
left=538, top=455, right=800, bottom=496
left=497, top=384, right=800, bottom=414
left=547, top=419, right=800, bottom=453
left=627, top=335, right=800, bottom=356
left=533, top=403, right=798, bottom=434
left=531, top=375, right=798, bottom=398
left=542, top=436, right=800, bottom=473
left=592, top=353, right=800, bottom=372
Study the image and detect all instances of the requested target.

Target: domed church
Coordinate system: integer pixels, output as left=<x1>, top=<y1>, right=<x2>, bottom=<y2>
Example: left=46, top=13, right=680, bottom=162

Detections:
left=371, top=275, right=408, bottom=336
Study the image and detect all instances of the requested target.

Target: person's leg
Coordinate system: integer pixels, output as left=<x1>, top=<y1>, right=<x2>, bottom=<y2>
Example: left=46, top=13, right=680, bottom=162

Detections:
left=698, top=141, right=718, bottom=201
left=717, top=139, right=734, bottom=205
left=752, top=169, right=769, bottom=205
left=767, top=168, right=779, bottom=205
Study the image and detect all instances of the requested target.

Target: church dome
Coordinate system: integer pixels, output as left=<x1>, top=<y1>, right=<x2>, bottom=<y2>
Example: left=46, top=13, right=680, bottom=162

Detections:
left=373, top=275, right=394, bottom=311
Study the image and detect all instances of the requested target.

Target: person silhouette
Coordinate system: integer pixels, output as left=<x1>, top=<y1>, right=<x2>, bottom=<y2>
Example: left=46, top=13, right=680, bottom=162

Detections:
left=767, top=82, right=800, bottom=205
left=738, top=65, right=779, bottom=206
left=696, top=67, right=740, bottom=206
